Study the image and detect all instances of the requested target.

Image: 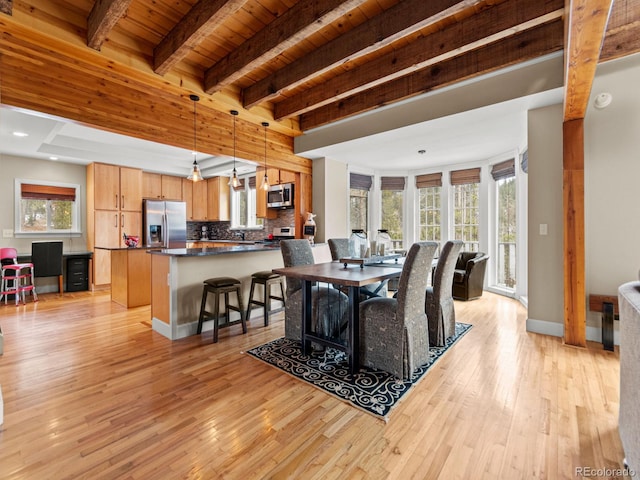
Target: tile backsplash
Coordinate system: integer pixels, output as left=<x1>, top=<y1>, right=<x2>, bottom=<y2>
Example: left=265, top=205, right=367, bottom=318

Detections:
left=188, top=209, right=296, bottom=241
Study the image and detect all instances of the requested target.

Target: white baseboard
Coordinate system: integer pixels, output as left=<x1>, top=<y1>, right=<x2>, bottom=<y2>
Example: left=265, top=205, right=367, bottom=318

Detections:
left=526, top=318, right=620, bottom=346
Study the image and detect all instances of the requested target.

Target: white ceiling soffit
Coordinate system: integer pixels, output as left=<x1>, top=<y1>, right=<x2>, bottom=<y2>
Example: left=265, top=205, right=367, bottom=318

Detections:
left=0, top=107, right=257, bottom=177
left=295, top=53, right=565, bottom=171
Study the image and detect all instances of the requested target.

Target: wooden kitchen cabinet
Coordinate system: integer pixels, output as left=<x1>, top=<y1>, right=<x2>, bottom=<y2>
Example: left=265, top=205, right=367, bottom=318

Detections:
left=192, top=179, right=208, bottom=220
left=184, top=177, right=229, bottom=221
left=87, top=163, right=143, bottom=287
left=256, top=166, right=277, bottom=219
left=279, top=169, right=296, bottom=184
left=143, top=172, right=183, bottom=200
left=182, top=178, right=194, bottom=220
left=161, top=175, right=183, bottom=200
left=207, top=176, right=230, bottom=221
left=92, top=163, right=142, bottom=211
left=142, top=172, right=162, bottom=198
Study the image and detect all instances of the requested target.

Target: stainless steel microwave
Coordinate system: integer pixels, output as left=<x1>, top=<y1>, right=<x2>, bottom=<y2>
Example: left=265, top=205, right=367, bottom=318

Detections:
left=267, top=183, right=294, bottom=209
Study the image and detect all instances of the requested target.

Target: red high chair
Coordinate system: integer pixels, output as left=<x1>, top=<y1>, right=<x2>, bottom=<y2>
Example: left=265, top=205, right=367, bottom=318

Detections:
left=0, top=248, right=38, bottom=305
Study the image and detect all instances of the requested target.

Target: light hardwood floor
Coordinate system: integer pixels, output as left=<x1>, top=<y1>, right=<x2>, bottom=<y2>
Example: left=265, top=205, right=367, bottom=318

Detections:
left=0, top=290, right=624, bottom=479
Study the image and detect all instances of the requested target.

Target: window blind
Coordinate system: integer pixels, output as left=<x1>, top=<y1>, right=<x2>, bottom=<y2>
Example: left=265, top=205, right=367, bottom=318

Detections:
left=415, top=172, right=442, bottom=188
left=380, top=176, right=406, bottom=191
left=450, top=168, right=481, bottom=185
left=248, top=176, right=256, bottom=189
left=491, top=159, right=515, bottom=181
left=21, top=183, right=76, bottom=201
left=350, top=173, right=372, bottom=191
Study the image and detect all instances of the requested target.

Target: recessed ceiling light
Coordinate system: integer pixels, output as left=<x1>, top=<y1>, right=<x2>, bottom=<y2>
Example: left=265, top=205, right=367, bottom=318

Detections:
left=12, top=131, right=29, bottom=137
left=49, top=156, right=59, bottom=161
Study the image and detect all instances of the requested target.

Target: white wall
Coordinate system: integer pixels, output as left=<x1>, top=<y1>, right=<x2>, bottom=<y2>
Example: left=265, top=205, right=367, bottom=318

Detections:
left=584, top=54, right=640, bottom=329
left=0, top=154, right=87, bottom=254
left=311, top=157, right=348, bottom=242
left=526, top=104, right=564, bottom=335
left=526, top=52, right=640, bottom=343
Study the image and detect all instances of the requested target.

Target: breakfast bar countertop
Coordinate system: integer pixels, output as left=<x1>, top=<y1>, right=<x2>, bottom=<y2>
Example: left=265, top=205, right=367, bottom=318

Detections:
left=148, top=243, right=281, bottom=257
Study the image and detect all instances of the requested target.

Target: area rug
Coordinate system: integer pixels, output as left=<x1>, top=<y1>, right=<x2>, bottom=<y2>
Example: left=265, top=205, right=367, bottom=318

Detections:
left=246, top=322, right=472, bottom=420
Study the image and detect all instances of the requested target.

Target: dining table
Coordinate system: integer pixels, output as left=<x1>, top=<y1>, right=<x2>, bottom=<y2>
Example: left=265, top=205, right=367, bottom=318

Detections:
left=272, top=261, right=403, bottom=375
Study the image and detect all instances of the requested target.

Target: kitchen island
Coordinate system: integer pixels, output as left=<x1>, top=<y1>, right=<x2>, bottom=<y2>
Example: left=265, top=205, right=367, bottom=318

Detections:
left=149, top=244, right=285, bottom=340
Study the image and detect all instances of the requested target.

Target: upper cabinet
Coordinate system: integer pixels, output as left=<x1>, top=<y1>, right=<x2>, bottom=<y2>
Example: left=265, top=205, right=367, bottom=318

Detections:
left=183, top=176, right=229, bottom=221
left=90, top=163, right=142, bottom=212
left=142, top=172, right=183, bottom=200
left=265, top=168, right=296, bottom=186
left=256, top=166, right=277, bottom=219
left=207, top=176, right=230, bottom=222
left=182, top=178, right=194, bottom=220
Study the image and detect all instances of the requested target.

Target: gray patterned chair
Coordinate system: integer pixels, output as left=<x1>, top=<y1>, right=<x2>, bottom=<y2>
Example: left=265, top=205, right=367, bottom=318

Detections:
left=280, top=239, right=349, bottom=343
left=359, top=241, right=438, bottom=380
left=327, top=238, right=387, bottom=299
left=426, top=240, right=463, bottom=347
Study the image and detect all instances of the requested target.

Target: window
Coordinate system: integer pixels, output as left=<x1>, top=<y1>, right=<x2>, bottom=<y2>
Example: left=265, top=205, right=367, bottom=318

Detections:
left=416, top=173, right=442, bottom=254
left=230, top=176, right=263, bottom=229
left=349, top=173, right=372, bottom=232
left=380, top=176, right=405, bottom=249
left=16, top=180, right=81, bottom=234
left=451, top=168, right=480, bottom=251
left=492, top=160, right=516, bottom=289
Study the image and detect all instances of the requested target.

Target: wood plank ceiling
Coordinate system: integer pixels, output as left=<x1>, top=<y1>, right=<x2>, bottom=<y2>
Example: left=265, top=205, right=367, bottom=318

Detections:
left=1, top=0, right=640, bottom=165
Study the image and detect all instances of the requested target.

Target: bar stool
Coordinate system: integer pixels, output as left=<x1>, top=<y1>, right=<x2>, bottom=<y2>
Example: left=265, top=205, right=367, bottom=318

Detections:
left=246, top=271, right=286, bottom=326
left=1, top=248, right=38, bottom=306
left=197, top=277, right=246, bottom=343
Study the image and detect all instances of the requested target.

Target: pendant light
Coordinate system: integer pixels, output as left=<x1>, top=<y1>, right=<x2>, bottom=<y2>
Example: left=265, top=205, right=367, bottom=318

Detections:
left=260, top=121, right=270, bottom=191
left=228, top=110, right=240, bottom=188
left=187, top=94, right=203, bottom=182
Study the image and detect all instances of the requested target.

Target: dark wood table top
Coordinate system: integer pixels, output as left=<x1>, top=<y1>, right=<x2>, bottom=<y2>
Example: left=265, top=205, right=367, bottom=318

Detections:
left=273, top=261, right=402, bottom=287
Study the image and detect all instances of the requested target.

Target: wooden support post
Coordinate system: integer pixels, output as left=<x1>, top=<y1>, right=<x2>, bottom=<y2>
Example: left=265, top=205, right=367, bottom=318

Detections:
left=563, top=119, right=586, bottom=347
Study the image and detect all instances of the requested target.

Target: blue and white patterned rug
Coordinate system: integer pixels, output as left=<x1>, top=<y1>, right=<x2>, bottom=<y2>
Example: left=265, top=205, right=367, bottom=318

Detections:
left=246, top=322, right=472, bottom=420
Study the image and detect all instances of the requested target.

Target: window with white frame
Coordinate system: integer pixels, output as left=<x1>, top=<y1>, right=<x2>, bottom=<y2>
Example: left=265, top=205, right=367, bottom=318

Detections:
left=380, top=176, right=405, bottom=250
left=416, top=172, right=442, bottom=255
left=451, top=168, right=480, bottom=252
left=349, top=173, right=372, bottom=232
left=15, top=180, right=81, bottom=234
left=230, top=176, right=263, bottom=229
left=492, top=159, right=516, bottom=289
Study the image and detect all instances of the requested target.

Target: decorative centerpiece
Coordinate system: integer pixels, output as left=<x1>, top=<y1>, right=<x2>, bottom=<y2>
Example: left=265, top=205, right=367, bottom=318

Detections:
left=123, top=233, right=139, bottom=248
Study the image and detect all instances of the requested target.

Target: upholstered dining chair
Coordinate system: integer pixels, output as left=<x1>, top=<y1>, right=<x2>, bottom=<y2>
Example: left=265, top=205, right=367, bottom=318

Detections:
left=359, top=241, right=438, bottom=380
left=426, top=240, right=463, bottom=347
left=327, top=238, right=387, bottom=299
left=280, top=239, right=349, bottom=343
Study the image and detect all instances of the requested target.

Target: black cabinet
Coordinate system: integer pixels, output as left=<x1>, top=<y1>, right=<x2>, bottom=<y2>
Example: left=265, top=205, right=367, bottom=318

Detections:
left=66, top=256, right=89, bottom=292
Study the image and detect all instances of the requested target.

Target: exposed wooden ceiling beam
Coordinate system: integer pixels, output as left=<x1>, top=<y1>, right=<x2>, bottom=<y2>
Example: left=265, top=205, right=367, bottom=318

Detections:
left=87, top=0, right=132, bottom=50
left=600, top=0, right=640, bottom=62
left=275, top=1, right=564, bottom=120
left=563, top=0, right=614, bottom=121
left=153, top=0, right=248, bottom=76
left=242, top=0, right=482, bottom=109
left=300, top=20, right=564, bottom=130
left=0, top=0, right=12, bottom=16
left=203, top=0, right=368, bottom=94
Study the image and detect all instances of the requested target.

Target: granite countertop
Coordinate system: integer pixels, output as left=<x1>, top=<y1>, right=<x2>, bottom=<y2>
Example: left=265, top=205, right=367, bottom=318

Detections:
left=148, top=243, right=281, bottom=257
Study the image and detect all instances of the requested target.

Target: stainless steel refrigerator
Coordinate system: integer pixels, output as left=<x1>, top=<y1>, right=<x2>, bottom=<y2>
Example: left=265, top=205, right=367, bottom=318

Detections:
left=143, top=200, right=187, bottom=248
